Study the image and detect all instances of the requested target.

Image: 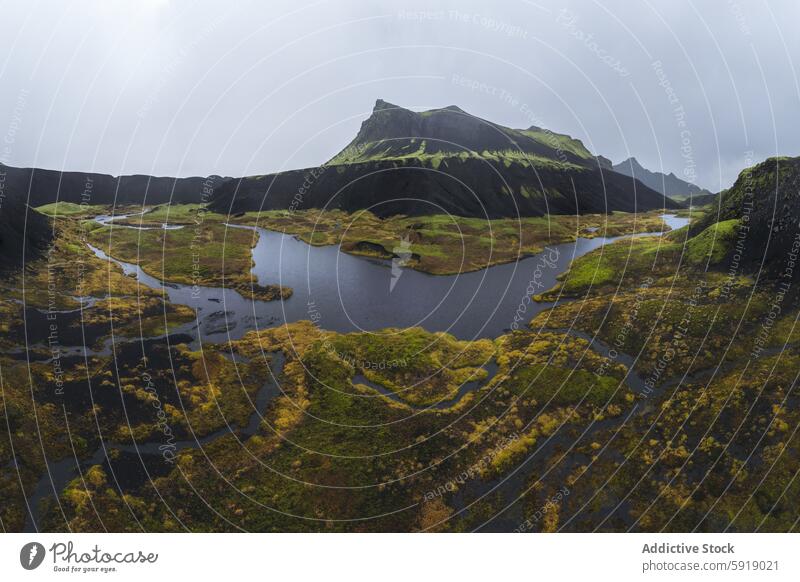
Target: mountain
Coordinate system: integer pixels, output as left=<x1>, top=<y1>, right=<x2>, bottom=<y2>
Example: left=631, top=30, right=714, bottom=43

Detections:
left=330, top=99, right=608, bottom=168
left=613, top=157, right=712, bottom=202
left=686, top=191, right=718, bottom=207
left=0, top=163, right=229, bottom=207
left=209, top=100, right=678, bottom=218
left=690, top=156, right=800, bottom=275
left=0, top=183, right=52, bottom=269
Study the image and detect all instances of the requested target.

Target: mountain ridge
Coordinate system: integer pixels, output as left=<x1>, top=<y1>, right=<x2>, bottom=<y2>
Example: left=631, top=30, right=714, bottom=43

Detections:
left=690, top=156, right=800, bottom=275
left=329, top=99, right=606, bottom=169
left=0, top=162, right=229, bottom=207
left=209, top=100, right=678, bottom=218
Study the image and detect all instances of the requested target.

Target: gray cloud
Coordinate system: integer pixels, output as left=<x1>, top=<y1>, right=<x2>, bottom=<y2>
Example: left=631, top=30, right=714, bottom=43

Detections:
left=0, top=0, right=797, bottom=191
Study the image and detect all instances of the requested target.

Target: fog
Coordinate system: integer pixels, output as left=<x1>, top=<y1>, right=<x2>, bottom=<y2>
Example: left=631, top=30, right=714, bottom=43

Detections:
left=1, top=0, right=797, bottom=190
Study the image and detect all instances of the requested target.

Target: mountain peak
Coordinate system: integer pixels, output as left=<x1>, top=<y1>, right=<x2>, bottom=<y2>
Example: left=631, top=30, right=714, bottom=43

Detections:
left=440, top=105, right=466, bottom=113
left=612, top=157, right=710, bottom=199
left=617, top=156, right=645, bottom=170
left=213, top=99, right=678, bottom=218
left=329, top=99, right=601, bottom=167
left=373, top=98, right=402, bottom=113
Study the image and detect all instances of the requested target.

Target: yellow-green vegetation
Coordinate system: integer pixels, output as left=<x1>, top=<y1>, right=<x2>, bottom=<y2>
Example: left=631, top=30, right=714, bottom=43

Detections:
left=0, top=220, right=202, bottom=530
left=111, top=203, right=207, bottom=227
left=519, top=127, right=594, bottom=160
left=2, top=219, right=196, bottom=338
left=329, top=327, right=496, bottom=407
left=495, top=331, right=630, bottom=408
left=40, top=203, right=675, bottom=278
left=683, top=219, right=739, bottom=264
left=8, top=197, right=800, bottom=533
left=36, top=202, right=143, bottom=220
left=85, top=218, right=290, bottom=301
left=36, top=201, right=95, bottom=217
left=538, top=217, right=737, bottom=299
left=554, top=351, right=800, bottom=532
left=229, top=207, right=674, bottom=275
left=329, top=146, right=583, bottom=171
left=23, top=319, right=636, bottom=532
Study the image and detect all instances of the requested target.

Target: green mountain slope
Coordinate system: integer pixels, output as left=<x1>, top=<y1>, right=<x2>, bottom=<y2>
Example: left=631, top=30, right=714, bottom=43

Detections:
left=690, top=156, right=800, bottom=275
left=210, top=100, right=677, bottom=218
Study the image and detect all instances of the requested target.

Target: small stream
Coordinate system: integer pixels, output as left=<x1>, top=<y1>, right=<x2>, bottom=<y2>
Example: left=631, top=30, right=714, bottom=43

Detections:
left=23, top=213, right=688, bottom=531
left=94, top=208, right=185, bottom=231
left=23, top=352, right=285, bottom=532
left=352, top=361, right=500, bottom=411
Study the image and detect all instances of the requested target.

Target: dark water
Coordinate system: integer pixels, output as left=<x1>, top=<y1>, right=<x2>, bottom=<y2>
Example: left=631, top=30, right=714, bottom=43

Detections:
left=87, top=214, right=687, bottom=343
left=24, top=214, right=687, bottom=531
left=23, top=352, right=285, bottom=532
left=250, top=229, right=602, bottom=338
left=352, top=361, right=500, bottom=411
left=248, top=213, right=687, bottom=339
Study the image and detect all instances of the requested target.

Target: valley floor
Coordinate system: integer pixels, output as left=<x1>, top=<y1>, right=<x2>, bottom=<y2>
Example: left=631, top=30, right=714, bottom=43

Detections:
left=1, top=204, right=798, bottom=532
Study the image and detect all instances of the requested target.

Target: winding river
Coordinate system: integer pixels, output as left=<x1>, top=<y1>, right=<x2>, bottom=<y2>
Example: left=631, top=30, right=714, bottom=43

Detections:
left=23, top=213, right=689, bottom=532
left=89, top=213, right=689, bottom=342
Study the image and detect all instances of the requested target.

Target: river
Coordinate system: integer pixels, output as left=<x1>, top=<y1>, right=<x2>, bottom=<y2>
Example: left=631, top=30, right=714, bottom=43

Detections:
left=88, top=213, right=689, bottom=342
left=23, top=212, right=689, bottom=531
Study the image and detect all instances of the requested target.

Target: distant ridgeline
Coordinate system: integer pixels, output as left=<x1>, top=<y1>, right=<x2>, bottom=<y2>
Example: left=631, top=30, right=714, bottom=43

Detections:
left=0, top=162, right=228, bottom=207
left=209, top=99, right=680, bottom=218
left=612, top=156, right=713, bottom=203
left=688, top=156, right=800, bottom=278
left=1, top=101, right=680, bottom=219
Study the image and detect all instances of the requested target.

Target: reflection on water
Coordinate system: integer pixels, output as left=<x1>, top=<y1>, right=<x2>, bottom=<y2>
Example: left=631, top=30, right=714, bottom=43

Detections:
left=94, top=209, right=184, bottom=230
left=26, top=213, right=688, bottom=532
left=89, top=214, right=689, bottom=342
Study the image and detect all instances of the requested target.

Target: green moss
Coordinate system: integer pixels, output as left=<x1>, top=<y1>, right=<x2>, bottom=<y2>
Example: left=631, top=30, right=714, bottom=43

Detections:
left=114, top=203, right=210, bottom=226
left=505, top=364, right=623, bottom=406
left=684, top=219, right=740, bottom=264
left=36, top=202, right=93, bottom=217
left=520, top=128, right=594, bottom=160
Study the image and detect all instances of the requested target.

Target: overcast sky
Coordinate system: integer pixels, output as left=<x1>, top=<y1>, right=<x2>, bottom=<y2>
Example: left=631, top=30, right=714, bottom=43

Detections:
left=0, top=0, right=797, bottom=191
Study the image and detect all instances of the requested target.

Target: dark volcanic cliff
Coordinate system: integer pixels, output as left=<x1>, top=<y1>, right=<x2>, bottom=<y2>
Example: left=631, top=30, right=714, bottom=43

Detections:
left=209, top=156, right=678, bottom=218
left=209, top=100, right=678, bottom=218
left=0, top=184, right=52, bottom=270
left=693, top=156, right=800, bottom=274
left=0, top=163, right=228, bottom=207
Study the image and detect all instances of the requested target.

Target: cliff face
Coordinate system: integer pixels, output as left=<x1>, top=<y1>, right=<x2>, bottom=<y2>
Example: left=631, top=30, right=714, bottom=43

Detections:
left=0, top=163, right=228, bottom=207
left=0, top=184, right=52, bottom=270
left=210, top=100, right=678, bottom=218
left=210, top=156, right=679, bottom=218
left=692, top=156, right=800, bottom=274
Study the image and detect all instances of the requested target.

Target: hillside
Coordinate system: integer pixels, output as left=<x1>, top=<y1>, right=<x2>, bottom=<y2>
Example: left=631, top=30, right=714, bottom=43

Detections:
left=690, top=156, right=800, bottom=275
left=0, top=185, right=52, bottom=270
left=330, top=99, right=606, bottom=168
left=613, top=157, right=712, bottom=201
left=0, top=163, right=228, bottom=207
left=687, top=191, right=718, bottom=207
left=210, top=100, right=677, bottom=217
